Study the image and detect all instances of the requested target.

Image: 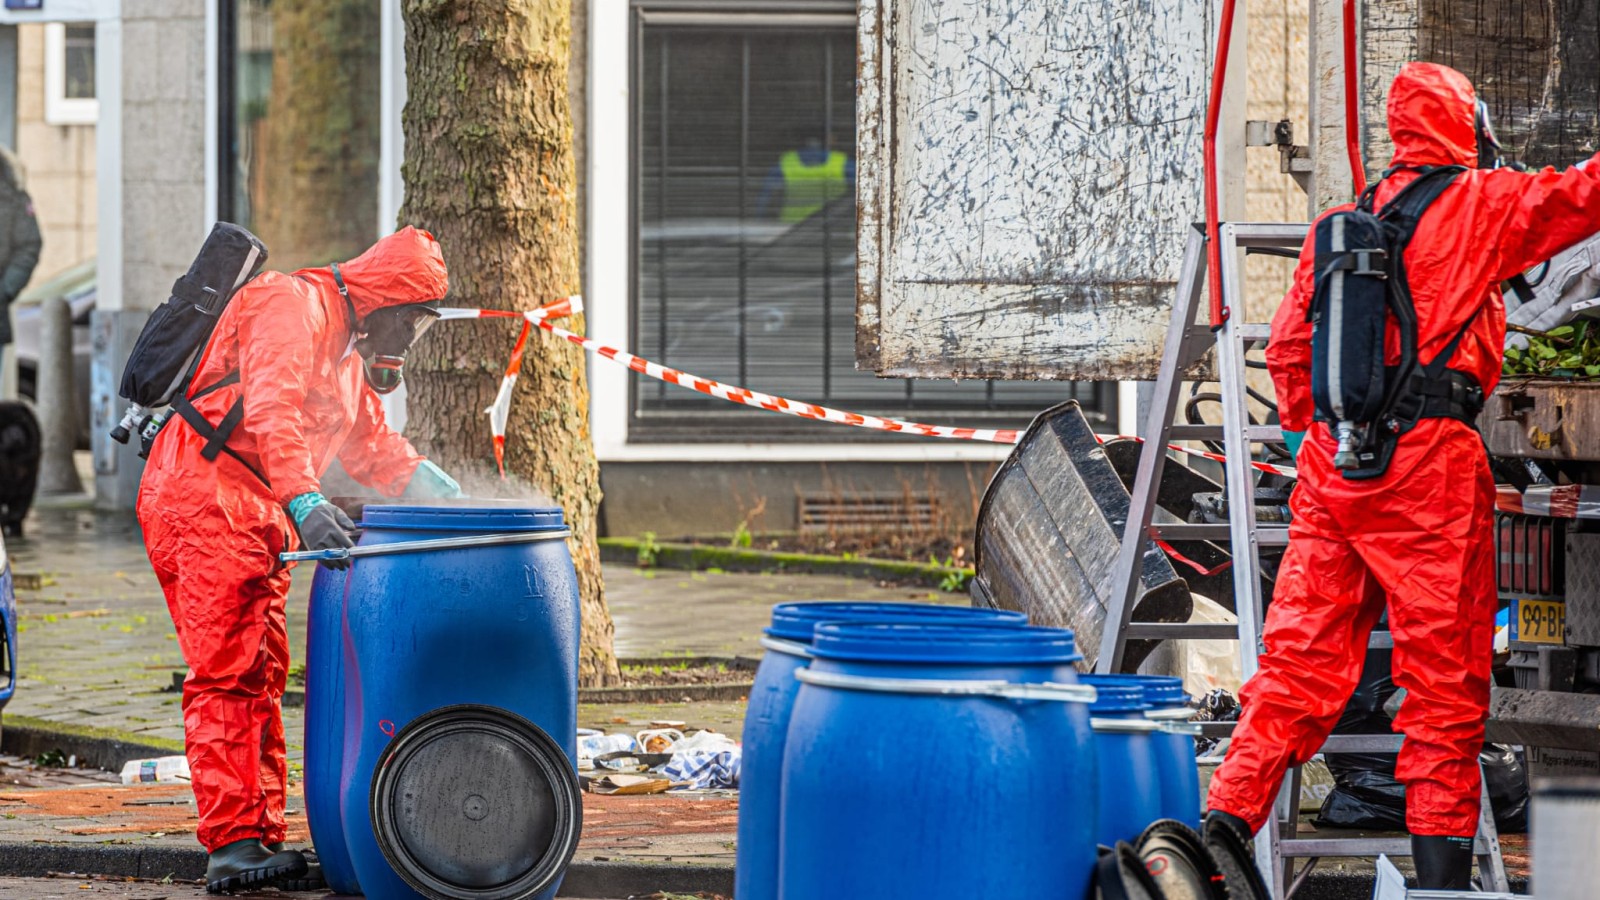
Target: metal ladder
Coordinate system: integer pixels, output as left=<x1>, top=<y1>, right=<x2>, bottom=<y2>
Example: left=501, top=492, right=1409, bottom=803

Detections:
left=1095, top=222, right=1509, bottom=898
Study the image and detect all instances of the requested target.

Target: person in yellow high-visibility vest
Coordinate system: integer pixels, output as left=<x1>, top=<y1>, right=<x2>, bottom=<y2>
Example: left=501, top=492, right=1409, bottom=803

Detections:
left=758, top=138, right=855, bottom=222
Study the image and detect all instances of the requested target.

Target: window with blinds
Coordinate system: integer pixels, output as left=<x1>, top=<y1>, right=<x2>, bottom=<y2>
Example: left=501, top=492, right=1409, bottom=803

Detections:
left=632, top=9, right=1107, bottom=442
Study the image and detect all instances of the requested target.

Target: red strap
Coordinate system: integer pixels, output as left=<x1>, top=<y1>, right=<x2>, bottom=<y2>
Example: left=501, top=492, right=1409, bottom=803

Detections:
left=1150, top=528, right=1234, bottom=577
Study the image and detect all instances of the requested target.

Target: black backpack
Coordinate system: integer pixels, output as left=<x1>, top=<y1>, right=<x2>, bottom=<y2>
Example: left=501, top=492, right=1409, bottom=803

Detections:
left=1309, top=165, right=1483, bottom=479
left=109, top=223, right=267, bottom=457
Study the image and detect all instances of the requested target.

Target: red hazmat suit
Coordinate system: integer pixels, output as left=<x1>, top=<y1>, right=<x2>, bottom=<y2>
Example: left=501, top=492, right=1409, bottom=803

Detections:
left=1207, top=62, right=1600, bottom=837
left=138, top=226, right=447, bottom=851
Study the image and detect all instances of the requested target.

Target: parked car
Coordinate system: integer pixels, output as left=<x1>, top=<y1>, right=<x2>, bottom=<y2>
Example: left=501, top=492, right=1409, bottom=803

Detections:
left=10, top=259, right=95, bottom=449
left=0, top=531, right=17, bottom=717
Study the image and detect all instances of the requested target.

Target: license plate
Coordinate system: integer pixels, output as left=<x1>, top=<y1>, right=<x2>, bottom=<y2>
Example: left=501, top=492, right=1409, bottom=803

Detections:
left=1511, top=598, right=1566, bottom=645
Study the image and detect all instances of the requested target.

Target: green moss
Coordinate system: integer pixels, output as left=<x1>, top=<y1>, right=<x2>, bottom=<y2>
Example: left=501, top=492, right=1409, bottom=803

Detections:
left=3, top=715, right=186, bottom=755
left=597, top=538, right=973, bottom=589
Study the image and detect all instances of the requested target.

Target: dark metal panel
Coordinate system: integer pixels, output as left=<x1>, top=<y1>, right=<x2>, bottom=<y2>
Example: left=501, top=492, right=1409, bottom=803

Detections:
left=972, top=401, right=1194, bottom=672
left=1488, top=687, right=1600, bottom=751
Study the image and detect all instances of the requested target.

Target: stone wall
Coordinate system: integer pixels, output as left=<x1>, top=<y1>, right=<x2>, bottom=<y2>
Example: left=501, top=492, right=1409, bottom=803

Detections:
left=1243, top=0, right=1312, bottom=323
left=13, top=23, right=96, bottom=287
left=93, top=0, right=208, bottom=509
left=118, top=0, right=206, bottom=315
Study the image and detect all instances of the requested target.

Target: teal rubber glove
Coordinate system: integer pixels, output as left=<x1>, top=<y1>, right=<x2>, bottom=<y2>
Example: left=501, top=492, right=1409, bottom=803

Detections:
left=287, top=492, right=356, bottom=569
left=288, top=491, right=329, bottom=525
left=1281, top=429, right=1306, bottom=461
left=404, top=460, right=464, bottom=499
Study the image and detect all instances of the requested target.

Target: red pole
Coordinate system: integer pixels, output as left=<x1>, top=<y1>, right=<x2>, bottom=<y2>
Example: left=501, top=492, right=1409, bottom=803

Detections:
left=1343, top=0, right=1367, bottom=194
left=1204, top=0, right=1239, bottom=328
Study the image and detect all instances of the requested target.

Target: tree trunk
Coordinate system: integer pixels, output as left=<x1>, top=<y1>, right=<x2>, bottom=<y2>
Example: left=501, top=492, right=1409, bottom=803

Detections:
left=253, top=0, right=382, bottom=269
left=400, top=0, right=619, bottom=687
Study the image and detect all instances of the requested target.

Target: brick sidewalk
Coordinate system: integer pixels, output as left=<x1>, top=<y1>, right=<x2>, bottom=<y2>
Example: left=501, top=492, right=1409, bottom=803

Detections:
left=0, top=503, right=928, bottom=875
left=0, top=776, right=735, bottom=867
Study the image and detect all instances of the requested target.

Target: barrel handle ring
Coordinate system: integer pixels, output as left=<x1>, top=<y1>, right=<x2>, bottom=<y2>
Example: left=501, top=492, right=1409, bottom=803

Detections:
left=1090, top=717, right=1165, bottom=734
left=759, top=637, right=816, bottom=659
left=795, top=668, right=1097, bottom=704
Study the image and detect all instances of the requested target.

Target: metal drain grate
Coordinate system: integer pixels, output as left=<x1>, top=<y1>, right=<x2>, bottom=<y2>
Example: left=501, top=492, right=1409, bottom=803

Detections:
left=798, top=493, right=938, bottom=534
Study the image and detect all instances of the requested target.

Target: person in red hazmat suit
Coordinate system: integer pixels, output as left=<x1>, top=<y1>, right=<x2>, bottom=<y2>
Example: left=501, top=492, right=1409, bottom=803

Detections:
left=138, top=226, right=464, bottom=893
left=1203, top=62, right=1600, bottom=890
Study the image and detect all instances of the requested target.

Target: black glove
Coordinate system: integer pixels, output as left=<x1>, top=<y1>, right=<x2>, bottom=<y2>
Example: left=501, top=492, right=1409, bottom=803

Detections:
left=295, top=502, right=357, bottom=570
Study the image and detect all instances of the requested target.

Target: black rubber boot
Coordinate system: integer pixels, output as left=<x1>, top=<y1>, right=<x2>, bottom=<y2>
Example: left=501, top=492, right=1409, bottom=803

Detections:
left=266, top=842, right=327, bottom=893
left=205, top=838, right=307, bottom=894
left=1204, top=809, right=1254, bottom=847
left=1201, top=810, right=1271, bottom=900
left=1412, top=834, right=1474, bottom=890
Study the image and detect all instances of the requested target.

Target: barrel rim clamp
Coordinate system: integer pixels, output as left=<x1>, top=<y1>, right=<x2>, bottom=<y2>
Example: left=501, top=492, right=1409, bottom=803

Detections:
left=1144, top=706, right=1201, bottom=722
left=1089, top=717, right=1166, bottom=734
left=758, top=636, right=816, bottom=660
left=795, top=668, right=1098, bottom=704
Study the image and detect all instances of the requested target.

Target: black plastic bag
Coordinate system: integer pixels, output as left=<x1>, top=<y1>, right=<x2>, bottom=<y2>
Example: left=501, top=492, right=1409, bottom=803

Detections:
left=1193, top=689, right=1239, bottom=758
left=1315, top=745, right=1529, bottom=833
left=1314, top=768, right=1406, bottom=830
left=1316, top=643, right=1405, bottom=823
left=1482, top=744, right=1529, bottom=833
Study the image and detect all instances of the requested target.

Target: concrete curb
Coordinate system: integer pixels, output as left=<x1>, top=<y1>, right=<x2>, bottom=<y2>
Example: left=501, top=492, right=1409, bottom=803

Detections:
left=3, top=716, right=184, bottom=771
left=0, top=841, right=737, bottom=898
left=579, top=683, right=754, bottom=704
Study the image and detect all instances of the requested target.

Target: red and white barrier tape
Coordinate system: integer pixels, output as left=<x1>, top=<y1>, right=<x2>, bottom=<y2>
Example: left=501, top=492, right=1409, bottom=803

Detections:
left=1496, top=483, right=1600, bottom=520
left=442, top=297, right=1299, bottom=481
left=438, top=298, right=581, bottom=477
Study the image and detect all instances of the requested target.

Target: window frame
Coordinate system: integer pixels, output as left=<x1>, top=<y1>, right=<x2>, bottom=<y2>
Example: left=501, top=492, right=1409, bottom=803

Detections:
left=42, top=21, right=97, bottom=126
left=625, top=3, right=1111, bottom=444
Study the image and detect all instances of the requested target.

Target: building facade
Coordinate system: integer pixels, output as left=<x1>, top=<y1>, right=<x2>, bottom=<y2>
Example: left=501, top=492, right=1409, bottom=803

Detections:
left=1, top=0, right=1308, bottom=538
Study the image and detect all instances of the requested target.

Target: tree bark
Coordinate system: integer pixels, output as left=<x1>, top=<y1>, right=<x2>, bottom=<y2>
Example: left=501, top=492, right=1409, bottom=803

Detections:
left=253, top=0, right=382, bottom=270
left=400, top=0, right=619, bottom=687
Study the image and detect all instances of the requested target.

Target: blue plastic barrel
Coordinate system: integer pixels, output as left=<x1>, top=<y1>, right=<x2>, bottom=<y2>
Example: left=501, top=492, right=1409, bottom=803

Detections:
left=1078, top=674, right=1163, bottom=846
left=0, top=546, right=17, bottom=712
left=303, top=565, right=359, bottom=894
left=780, top=623, right=1098, bottom=900
left=303, top=504, right=582, bottom=900
left=1126, top=674, right=1202, bottom=827
left=737, top=603, right=1027, bottom=900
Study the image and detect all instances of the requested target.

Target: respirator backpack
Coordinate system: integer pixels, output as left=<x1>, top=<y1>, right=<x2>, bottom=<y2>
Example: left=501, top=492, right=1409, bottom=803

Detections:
left=1309, top=164, right=1484, bottom=480
left=110, top=223, right=268, bottom=465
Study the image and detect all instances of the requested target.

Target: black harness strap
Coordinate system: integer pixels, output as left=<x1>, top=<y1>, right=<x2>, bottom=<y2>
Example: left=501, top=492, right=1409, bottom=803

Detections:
left=173, top=264, right=353, bottom=491
left=1371, top=166, right=1468, bottom=417
left=171, top=389, right=270, bottom=489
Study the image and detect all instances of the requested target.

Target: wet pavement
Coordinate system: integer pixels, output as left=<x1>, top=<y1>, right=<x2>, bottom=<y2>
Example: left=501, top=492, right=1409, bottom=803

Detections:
left=0, top=496, right=937, bottom=877
left=3, top=500, right=933, bottom=758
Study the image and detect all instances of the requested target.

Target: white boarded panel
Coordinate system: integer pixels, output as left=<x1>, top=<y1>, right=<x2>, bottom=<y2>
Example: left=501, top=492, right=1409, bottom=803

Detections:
left=858, top=0, right=1213, bottom=380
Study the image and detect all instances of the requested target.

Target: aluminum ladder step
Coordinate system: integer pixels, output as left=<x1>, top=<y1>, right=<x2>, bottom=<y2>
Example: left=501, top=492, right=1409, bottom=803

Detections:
left=1151, top=523, right=1290, bottom=546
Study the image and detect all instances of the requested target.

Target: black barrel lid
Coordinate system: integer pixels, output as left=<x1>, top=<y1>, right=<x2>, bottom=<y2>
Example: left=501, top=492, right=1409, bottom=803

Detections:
left=371, top=705, right=582, bottom=900
left=1096, top=841, right=1165, bottom=900
left=1137, top=820, right=1226, bottom=900
left=1200, top=815, right=1270, bottom=900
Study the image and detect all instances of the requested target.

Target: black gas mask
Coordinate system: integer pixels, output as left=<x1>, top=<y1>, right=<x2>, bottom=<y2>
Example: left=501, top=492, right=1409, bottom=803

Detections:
left=1475, top=99, right=1504, bottom=169
left=355, top=303, right=440, bottom=394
